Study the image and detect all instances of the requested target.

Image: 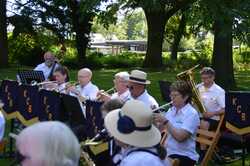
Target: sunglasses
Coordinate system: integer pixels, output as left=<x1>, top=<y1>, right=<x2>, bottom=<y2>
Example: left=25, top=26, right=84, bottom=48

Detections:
left=127, top=85, right=134, bottom=90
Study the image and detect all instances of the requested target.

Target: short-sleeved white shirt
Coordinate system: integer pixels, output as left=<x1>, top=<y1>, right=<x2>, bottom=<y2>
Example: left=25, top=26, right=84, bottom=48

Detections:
left=76, top=82, right=99, bottom=100
left=130, top=90, right=159, bottom=110
left=197, top=82, right=225, bottom=120
left=111, top=90, right=130, bottom=102
left=165, top=103, right=200, bottom=161
left=34, top=62, right=60, bottom=80
left=0, top=110, right=5, bottom=141
left=119, top=147, right=171, bottom=166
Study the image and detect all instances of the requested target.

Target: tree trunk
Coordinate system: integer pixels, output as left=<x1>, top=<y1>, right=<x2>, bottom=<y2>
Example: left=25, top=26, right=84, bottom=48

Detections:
left=67, top=0, right=92, bottom=67
left=171, top=13, right=186, bottom=61
left=212, top=17, right=236, bottom=90
left=0, top=0, right=8, bottom=68
left=143, top=10, right=168, bottom=68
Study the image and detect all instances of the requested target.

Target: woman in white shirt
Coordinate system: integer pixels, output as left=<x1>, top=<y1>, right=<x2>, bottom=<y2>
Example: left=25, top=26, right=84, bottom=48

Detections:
left=154, top=81, right=200, bottom=166
left=104, top=100, right=171, bottom=166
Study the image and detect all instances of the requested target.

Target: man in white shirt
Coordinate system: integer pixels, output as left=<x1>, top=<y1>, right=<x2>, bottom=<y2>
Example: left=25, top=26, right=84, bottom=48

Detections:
left=68, top=68, right=99, bottom=100
left=97, top=71, right=130, bottom=102
left=34, top=52, right=60, bottom=80
left=197, top=67, right=225, bottom=160
left=128, top=70, right=158, bottom=110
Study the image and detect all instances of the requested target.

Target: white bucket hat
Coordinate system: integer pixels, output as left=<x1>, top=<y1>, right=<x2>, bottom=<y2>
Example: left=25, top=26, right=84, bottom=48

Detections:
left=104, top=100, right=161, bottom=147
left=128, top=70, right=151, bottom=85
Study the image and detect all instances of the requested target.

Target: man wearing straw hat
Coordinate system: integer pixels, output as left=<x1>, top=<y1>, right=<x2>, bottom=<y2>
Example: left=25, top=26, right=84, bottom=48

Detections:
left=127, top=70, right=158, bottom=109
left=104, top=100, right=170, bottom=166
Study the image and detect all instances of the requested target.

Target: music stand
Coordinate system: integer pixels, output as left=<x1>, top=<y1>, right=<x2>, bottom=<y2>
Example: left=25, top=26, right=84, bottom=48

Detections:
left=18, top=70, right=45, bottom=84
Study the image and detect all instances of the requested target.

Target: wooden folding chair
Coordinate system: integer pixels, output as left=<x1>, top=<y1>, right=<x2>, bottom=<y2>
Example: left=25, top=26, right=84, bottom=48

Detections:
left=196, top=114, right=225, bottom=166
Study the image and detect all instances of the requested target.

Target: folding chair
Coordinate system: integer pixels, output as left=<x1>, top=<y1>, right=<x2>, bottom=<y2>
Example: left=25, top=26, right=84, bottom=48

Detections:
left=196, top=114, right=225, bottom=166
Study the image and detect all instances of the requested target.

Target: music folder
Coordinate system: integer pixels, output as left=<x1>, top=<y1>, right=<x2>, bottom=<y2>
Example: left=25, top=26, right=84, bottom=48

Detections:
left=61, top=94, right=86, bottom=127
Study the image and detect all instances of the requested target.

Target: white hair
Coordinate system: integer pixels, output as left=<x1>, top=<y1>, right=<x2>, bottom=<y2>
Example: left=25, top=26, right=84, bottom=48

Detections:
left=17, top=121, right=80, bottom=166
left=115, top=71, right=129, bottom=81
left=79, top=68, right=92, bottom=77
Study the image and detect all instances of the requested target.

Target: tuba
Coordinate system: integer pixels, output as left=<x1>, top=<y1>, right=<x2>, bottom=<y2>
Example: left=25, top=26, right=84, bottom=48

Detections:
left=176, top=64, right=207, bottom=113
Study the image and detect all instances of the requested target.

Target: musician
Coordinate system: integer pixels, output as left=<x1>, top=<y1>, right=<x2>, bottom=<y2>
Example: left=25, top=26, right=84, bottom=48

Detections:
left=34, top=51, right=60, bottom=80
left=128, top=70, right=158, bottom=109
left=15, top=121, right=80, bottom=166
left=197, top=67, right=225, bottom=158
left=67, top=68, right=99, bottom=100
left=104, top=100, right=171, bottom=166
left=154, top=81, right=200, bottom=166
left=98, top=72, right=130, bottom=102
left=53, top=66, right=70, bottom=93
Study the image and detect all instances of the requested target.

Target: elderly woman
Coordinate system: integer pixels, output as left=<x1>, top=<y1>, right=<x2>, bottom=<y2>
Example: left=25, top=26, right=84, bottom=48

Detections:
left=15, top=121, right=80, bottom=166
left=154, top=81, right=200, bottom=166
left=104, top=100, right=171, bottom=166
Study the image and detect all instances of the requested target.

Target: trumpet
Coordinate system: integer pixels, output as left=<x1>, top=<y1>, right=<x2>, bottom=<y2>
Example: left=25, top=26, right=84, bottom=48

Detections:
left=96, top=87, right=115, bottom=101
left=58, top=82, right=79, bottom=93
left=153, top=101, right=173, bottom=113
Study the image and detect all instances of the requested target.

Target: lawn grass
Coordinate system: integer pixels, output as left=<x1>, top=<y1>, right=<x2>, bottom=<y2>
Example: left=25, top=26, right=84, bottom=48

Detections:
left=0, top=66, right=250, bottom=165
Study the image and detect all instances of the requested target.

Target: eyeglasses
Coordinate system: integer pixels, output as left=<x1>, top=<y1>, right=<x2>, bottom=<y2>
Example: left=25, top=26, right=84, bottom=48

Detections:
left=169, top=93, right=181, bottom=98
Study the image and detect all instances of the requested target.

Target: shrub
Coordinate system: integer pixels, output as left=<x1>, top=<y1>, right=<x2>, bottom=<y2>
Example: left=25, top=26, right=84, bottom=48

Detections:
left=8, top=33, right=44, bottom=66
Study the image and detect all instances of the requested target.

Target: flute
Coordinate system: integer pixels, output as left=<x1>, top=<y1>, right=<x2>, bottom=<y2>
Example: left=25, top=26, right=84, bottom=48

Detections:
left=153, top=101, right=173, bottom=113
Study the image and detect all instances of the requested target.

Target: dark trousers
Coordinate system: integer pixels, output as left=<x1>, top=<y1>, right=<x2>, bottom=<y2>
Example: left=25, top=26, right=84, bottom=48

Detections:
left=169, top=154, right=196, bottom=166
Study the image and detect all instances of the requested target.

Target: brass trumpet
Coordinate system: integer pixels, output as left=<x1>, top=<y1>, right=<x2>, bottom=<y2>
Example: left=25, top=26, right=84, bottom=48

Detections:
left=96, top=87, right=115, bottom=101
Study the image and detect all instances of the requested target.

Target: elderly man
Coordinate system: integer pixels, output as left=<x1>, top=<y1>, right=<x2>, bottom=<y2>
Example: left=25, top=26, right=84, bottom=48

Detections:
left=197, top=67, right=225, bottom=160
left=128, top=70, right=158, bottom=109
left=98, top=71, right=130, bottom=102
left=68, top=68, right=99, bottom=100
left=34, top=51, right=60, bottom=80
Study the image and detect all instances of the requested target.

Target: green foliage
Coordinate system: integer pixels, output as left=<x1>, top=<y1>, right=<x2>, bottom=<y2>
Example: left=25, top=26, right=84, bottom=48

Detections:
left=8, top=33, right=43, bottom=66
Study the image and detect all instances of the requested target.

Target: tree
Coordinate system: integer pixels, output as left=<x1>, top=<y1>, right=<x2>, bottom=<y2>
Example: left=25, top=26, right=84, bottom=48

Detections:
left=115, top=0, right=195, bottom=68
left=13, top=0, right=105, bottom=66
left=170, top=10, right=187, bottom=61
left=186, top=0, right=250, bottom=90
left=0, top=0, right=8, bottom=67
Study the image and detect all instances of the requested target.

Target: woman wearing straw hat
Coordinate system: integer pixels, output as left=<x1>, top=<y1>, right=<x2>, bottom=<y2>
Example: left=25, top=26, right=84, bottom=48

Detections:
left=104, top=100, right=171, bottom=166
left=154, top=81, right=200, bottom=166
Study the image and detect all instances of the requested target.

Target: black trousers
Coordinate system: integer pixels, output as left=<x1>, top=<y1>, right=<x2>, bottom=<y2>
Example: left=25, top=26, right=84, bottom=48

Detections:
left=169, top=154, right=196, bottom=166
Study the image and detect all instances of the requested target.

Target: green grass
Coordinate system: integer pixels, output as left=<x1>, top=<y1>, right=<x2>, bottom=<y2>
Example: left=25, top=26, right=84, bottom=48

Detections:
left=0, top=66, right=250, bottom=165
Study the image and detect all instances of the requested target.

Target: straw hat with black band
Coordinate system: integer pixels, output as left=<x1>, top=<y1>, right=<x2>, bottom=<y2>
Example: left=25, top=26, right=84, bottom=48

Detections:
left=104, top=100, right=161, bottom=147
left=128, top=70, right=151, bottom=85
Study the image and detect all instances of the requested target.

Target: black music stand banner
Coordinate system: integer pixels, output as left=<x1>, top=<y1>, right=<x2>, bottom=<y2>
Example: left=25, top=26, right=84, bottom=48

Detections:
left=0, top=80, right=19, bottom=119
left=85, top=100, right=104, bottom=138
left=17, top=85, right=40, bottom=126
left=38, top=89, right=61, bottom=121
left=226, top=91, right=250, bottom=135
left=61, top=94, right=86, bottom=126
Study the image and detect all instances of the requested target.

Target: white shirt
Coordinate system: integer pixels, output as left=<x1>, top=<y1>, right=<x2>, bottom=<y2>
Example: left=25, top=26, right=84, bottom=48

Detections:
left=130, top=90, right=159, bottom=110
left=34, top=62, right=60, bottom=80
left=197, top=82, right=225, bottom=120
left=111, top=90, right=130, bottom=102
left=165, top=103, right=200, bottom=161
left=76, top=82, right=99, bottom=100
left=119, top=147, right=171, bottom=166
left=0, top=110, right=5, bottom=141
